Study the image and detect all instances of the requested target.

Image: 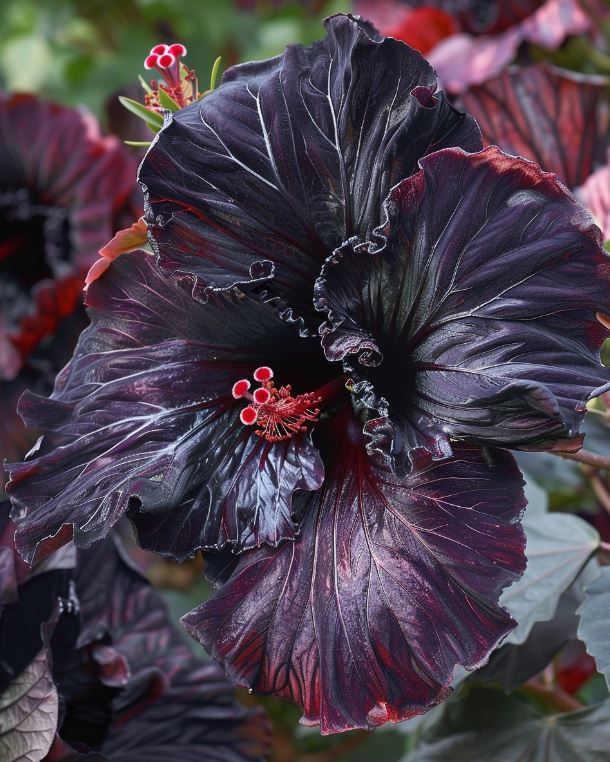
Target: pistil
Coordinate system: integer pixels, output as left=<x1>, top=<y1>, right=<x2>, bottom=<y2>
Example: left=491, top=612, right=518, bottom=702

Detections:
left=232, top=367, right=346, bottom=442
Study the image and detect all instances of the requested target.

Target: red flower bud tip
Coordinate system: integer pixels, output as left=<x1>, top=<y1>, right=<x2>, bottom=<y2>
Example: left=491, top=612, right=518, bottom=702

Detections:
left=240, top=406, right=258, bottom=425
left=157, top=52, right=176, bottom=69
left=232, top=379, right=251, bottom=399
left=253, top=387, right=271, bottom=404
left=151, top=44, right=169, bottom=56
left=168, top=43, right=187, bottom=57
left=254, top=366, right=273, bottom=382
left=144, top=54, right=159, bottom=70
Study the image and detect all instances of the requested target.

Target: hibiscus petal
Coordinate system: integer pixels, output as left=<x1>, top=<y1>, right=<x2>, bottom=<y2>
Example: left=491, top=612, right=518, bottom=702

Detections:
left=7, top=250, right=324, bottom=564
left=183, top=416, right=525, bottom=734
left=461, top=64, right=609, bottom=188
left=315, top=146, right=610, bottom=471
left=139, top=13, right=480, bottom=316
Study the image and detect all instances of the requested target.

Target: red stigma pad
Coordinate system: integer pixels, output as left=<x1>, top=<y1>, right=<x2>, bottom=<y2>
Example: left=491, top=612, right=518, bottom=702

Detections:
left=253, top=387, right=271, bottom=404
left=151, top=44, right=168, bottom=55
left=157, top=53, right=176, bottom=69
left=232, top=379, right=251, bottom=399
left=240, top=406, right=258, bottom=425
left=168, top=43, right=187, bottom=57
left=254, top=366, right=273, bottom=382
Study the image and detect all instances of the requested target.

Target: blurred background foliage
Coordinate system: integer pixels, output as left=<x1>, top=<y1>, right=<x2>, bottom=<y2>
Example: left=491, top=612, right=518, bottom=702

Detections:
left=0, top=0, right=348, bottom=131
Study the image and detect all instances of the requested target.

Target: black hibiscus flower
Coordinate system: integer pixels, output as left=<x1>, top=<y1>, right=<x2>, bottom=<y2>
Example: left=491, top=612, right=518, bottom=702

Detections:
left=6, top=15, right=610, bottom=733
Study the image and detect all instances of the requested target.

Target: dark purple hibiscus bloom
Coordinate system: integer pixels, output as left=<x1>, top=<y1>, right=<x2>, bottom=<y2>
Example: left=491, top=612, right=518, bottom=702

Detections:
left=0, top=503, right=271, bottom=761
left=460, top=64, right=609, bottom=189
left=138, top=14, right=481, bottom=319
left=0, top=93, right=142, bottom=492
left=6, top=15, right=610, bottom=733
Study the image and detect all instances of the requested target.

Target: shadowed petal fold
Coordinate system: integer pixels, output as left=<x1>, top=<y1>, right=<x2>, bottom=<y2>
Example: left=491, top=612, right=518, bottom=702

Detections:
left=183, top=416, right=526, bottom=734
left=139, top=13, right=480, bottom=315
left=7, top=251, right=324, bottom=564
left=315, top=146, right=610, bottom=472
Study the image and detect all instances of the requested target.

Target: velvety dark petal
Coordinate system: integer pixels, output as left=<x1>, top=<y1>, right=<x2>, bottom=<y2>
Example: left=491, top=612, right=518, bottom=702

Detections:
left=140, top=13, right=480, bottom=316
left=7, top=250, right=324, bottom=564
left=183, top=415, right=526, bottom=734
left=315, top=147, right=610, bottom=472
left=461, top=64, right=609, bottom=188
left=133, top=432, right=323, bottom=556
left=53, top=536, right=272, bottom=761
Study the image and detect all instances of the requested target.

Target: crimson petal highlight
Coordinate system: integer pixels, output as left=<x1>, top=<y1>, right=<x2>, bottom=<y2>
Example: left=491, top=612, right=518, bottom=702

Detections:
left=184, top=418, right=526, bottom=734
left=461, top=64, right=609, bottom=188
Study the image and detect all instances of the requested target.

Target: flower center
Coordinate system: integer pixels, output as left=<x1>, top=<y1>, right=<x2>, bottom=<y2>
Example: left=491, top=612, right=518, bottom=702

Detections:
left=232, top=366, right=324, bottom=442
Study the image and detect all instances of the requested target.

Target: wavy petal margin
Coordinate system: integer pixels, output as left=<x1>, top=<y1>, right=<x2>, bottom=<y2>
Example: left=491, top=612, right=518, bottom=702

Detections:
left=184, top=416, right=526, bottom=734
left=7, top=251, right=324, bottom=564
left=139, top=13, right=480, bottom=315
left=315, top=147, right=610, bottom=472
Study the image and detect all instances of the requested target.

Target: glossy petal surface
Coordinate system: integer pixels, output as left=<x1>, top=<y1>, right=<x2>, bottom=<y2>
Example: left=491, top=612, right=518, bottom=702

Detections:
left=461, top=64, right=609, bottom=188
left=7, top=251, right=324, bottom=564
left=184, top=418, right=526, bottom=734
left=140, top=13, right=480, bottom=315
left=315, top=147, right=610, bottom=471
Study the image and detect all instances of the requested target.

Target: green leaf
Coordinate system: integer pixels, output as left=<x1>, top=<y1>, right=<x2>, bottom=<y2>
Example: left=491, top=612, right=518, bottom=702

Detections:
left=124, top=140, right=152, bottom=148
left=408, top=688, right=610, bottom=762
left=117, top=96, right=164, bottom=131
left=501, top=513, right=600, bottom=645
left=157, top=87, right=180, bottom=112
left=209, top=55, right=222, bottom=90
left=0, top=648, right=58, bottom=762
left=474, top=561, right=600, bottom=692
left=522, top=469, right=548, bottom=515
left=578, top=566, right=610, bottom=690
left=138, top=73, right=153, bottom=95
